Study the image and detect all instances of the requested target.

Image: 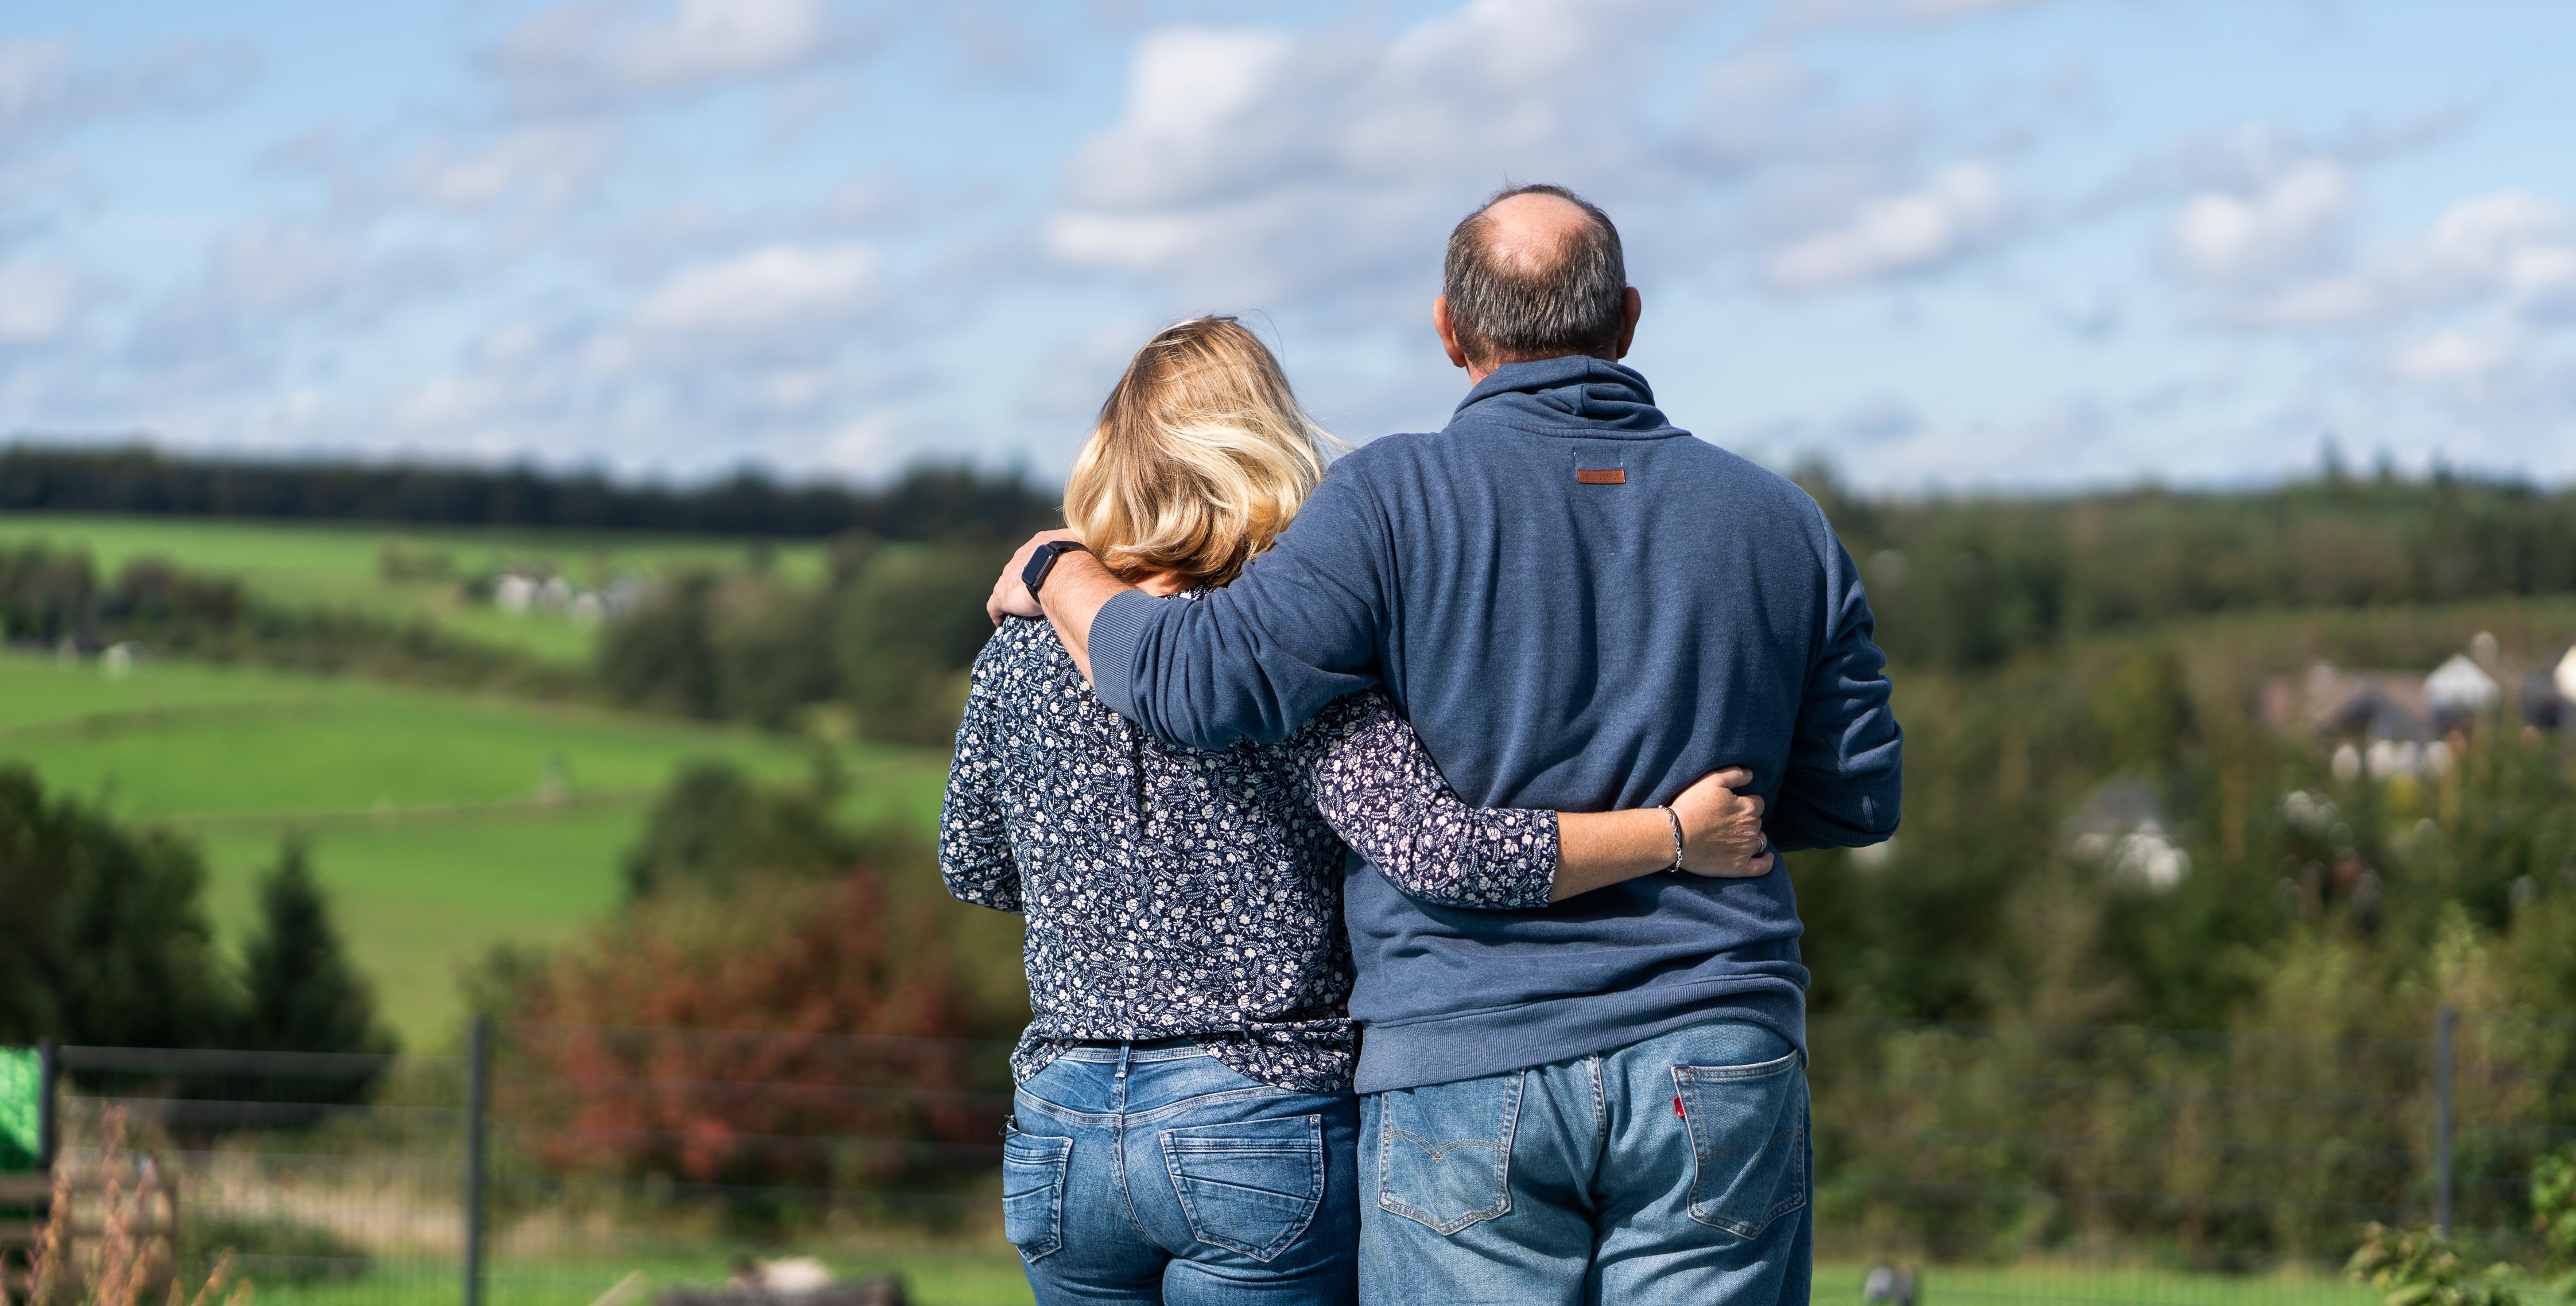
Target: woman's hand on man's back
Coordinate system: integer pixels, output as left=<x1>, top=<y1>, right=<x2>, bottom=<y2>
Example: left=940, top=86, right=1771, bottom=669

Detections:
left=1670, top=768, right=1774, bottom=877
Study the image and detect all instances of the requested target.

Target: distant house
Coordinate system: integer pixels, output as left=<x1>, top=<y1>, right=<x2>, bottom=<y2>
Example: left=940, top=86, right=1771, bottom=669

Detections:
left=487, top=568, right=624, bottom=621
left=2424, top=653, right=2501, bottom=729
left=2263, top=662, right=2434, bottom=744
left=2546, top=646, right=2576, bottom=732
left=2064, top=776, right=2189, bottom=891
left=2263, top=634, right=2571, bottom=772
left=494, top=573, right=540, bottom=614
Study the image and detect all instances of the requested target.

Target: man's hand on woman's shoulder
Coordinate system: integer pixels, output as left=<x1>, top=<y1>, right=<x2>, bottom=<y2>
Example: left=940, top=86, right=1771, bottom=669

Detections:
left=987, top=528, right=1083, bottom=625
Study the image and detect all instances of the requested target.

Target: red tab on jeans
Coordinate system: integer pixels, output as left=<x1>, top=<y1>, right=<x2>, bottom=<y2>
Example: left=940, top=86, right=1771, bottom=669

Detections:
left=1673, top=1094, right=1685, bottom=1120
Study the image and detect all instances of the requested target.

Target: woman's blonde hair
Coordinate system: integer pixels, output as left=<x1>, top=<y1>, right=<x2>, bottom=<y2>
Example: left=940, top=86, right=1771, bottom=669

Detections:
left=1064, top=317, right=1333, bottom=588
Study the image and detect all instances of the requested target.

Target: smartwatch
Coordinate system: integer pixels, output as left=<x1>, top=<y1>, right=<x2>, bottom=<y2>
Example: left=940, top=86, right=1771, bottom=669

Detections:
left=1021, top=540, right=1090, bottom=602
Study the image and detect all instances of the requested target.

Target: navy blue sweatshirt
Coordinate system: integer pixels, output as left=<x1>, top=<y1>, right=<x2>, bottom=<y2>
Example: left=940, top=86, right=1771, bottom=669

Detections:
left=1089, top=355, right=1903, bottom=1093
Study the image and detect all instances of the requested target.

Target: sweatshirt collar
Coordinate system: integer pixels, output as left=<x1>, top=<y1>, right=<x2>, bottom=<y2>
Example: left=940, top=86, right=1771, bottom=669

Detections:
left=1450, top=355, right=1675, bottom=437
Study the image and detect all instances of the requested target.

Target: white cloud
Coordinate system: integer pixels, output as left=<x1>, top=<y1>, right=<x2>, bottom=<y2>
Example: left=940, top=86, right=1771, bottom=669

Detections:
left=816, top=410, right=899, bottom=477
left=0, top=36, right=255, bottom=151
left=2414, top=191, right=2576, bottom=309
left=400, top=122, right=619, bottom=214
left=107, top=219, right=456, bottom=402
left=2199, top=188, right=2576, bottom=329
left=1775, top=0, right=2054, bottom=28
left=203, top=220, right=456, bottom=316
left=632, top=242, right=881, bottom=340
left=1765, top=161, right=2008, bottom=290
left=1701, top=48, right=1815, bottom=107
left=0, top=41, right=73, bottom=140
left=488, top=0, right=831, bottom=104
left=1839, top=394, right=1923, bottom=445
left=207, top=220, right=364, bottom=312
left=1902, top=0, right=2043, bottom=18
left=2166, top=158, right=2350, bottom=286
left=2372, top=320, right=2576, bottom=447
left=1045, top=0, right=1686, bottom=306
left=2392, top=326, right=2518, bottom=384
left=0, top=255, right=83, bottom=342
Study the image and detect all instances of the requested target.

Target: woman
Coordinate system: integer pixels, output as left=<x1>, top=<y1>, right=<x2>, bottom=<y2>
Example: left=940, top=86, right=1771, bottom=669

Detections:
left=938, top=317, right=1769, bottom=1305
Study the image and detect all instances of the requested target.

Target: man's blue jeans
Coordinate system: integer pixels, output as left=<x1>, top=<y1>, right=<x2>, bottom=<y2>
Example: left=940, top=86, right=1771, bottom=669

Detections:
left=1357, top=1021, right=1811, bottom=1305
left=1003, top=1041, right=1361, bottom=1304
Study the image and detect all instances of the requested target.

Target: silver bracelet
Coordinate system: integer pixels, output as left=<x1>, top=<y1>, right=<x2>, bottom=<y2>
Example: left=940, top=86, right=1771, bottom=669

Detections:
left=1661, top=806, right=1686, bottom=873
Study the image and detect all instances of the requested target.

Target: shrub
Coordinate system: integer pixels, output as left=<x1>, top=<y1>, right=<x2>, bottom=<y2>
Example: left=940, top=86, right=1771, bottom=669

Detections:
left=2536, top=1145, right=2576, bottom=1282
left=179, top=1214, right=364, bottom=1288
left=595, top=573, right=724, bottom=719
left=496, top=869, right=991, bottom=1199
left=231, top=840, right=397, bottom=1113
left=620, top=760, right=857, bottom=901
left=2347, top=1223, right=2522, bottom=1306
left=0, top=769, right=233, bottom=1051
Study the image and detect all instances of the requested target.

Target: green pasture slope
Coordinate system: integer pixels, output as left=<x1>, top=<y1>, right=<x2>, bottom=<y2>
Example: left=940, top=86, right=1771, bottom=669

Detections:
left=0, top=512, right=829, bottom=664
left=0, top=652, right=951, bottom=1047
left=230, top=1251, right=2398, bottom=1306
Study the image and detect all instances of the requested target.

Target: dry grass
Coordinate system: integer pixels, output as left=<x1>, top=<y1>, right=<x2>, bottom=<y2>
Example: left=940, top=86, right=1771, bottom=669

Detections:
left=3, top=1111, right=250, bottom=1306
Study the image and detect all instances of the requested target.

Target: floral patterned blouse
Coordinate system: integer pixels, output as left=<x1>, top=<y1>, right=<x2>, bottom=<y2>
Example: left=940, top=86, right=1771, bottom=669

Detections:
left=938, top=611, right=1562, bottom=1093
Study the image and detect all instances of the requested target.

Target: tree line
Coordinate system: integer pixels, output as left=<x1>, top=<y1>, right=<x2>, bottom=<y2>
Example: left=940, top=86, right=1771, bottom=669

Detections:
left=0, top=443, right=1058, bottom=541
left=1805, top=465, right=2576, bottom=671
left=14, top=440, right=2576, bottom=687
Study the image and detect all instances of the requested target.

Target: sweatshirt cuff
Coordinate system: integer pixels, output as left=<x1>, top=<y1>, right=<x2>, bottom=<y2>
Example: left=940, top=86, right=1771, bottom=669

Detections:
left=1087, top=588, right=1159, bottom=720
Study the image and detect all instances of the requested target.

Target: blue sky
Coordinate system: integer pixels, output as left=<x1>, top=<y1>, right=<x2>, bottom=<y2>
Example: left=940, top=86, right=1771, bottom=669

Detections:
left=1, top=0, right=2569, bottom=491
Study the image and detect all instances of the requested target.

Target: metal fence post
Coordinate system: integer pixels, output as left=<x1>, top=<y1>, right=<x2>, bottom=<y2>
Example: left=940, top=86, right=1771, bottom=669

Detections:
left=34, top=1037, right=56, bottom=1171
left=2434, top=1005, right=2455, bottom=1237
left=465, top=1017, right=490, bottom=1306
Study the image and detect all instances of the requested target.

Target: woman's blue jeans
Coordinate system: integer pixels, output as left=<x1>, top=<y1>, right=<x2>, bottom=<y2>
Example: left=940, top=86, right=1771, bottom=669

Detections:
left=1003, top=1041, right=1361, bottom=1305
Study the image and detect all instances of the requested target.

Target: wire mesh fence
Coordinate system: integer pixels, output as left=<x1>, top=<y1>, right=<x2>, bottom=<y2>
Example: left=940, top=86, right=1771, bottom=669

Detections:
left=1806, top=1010, right=2576, bottom=1303
left=13, top=1011, right=2573, bottom=1306
left=34, top=1023, right=1021, bottom=1306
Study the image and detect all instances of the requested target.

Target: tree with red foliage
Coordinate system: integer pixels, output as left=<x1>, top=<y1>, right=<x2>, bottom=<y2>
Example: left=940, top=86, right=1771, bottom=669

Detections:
left=498, top=867, right=1007, bottom=1196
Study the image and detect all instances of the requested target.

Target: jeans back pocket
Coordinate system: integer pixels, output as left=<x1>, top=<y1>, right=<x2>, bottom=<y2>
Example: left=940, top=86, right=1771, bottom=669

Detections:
left=1001, top=1124, right=1073, bottom=1261
left=1158, top=1115, right=1326, bottom=1261
left=1373, top=1070, right=1522, bottom=1235
left=1674, top=1050, right=1807, bottom=1239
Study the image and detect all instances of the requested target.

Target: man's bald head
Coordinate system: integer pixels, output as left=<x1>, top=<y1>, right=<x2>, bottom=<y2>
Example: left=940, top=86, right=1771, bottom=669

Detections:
left=1441, top=184, right=1627, bottom=370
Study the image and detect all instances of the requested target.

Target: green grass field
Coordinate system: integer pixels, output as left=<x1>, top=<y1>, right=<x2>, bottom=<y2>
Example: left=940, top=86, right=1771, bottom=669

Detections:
left=239, top=1249, right=1037, bottom=1306
left=218, top=1251, right=2402, bottom=1306
left=1812, top=1260, right=2380, bottom=1304
left=0, top=652, right=952, bottom=1047
left=0, top=512, right=829, bottom=665
left=183, top=1248, right=1035, bottom=1306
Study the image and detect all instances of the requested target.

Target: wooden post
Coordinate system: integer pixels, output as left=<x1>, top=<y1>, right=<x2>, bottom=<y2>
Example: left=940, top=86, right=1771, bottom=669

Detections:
left=34, top=1039, right=56, bottom=1172
left=464, top=1018, right=490, bottom=1306
left=2434, top=1005, right=2455, bottom=1237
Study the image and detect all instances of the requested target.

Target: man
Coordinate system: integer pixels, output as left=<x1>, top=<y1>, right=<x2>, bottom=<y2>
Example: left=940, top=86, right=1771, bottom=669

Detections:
left=988, top=184, right=1901, bottom=1304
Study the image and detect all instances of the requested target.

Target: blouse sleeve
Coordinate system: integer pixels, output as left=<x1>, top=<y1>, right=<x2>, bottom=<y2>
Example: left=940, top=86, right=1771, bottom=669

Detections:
left=937, top=633, right=1023, bottom=912
left=1295, top=690, right=1560, bottom=910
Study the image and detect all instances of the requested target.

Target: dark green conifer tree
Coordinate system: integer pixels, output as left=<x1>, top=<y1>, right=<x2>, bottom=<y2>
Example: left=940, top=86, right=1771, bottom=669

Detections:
left=237, top=839, right=394, bottom=1113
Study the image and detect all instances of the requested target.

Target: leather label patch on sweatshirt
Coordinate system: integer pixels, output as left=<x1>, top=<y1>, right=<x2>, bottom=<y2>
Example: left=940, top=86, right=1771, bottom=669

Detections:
left=1576, top=468, right=1627, bottom=485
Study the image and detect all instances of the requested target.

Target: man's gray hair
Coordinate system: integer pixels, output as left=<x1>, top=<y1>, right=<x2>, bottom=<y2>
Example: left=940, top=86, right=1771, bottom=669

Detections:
left=1442, top=183, right=1626, bottom=367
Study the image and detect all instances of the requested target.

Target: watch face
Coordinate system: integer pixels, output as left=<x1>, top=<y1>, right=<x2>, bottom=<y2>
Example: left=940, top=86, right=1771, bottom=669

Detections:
left=1023, top=542, right=1062, bottom=591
